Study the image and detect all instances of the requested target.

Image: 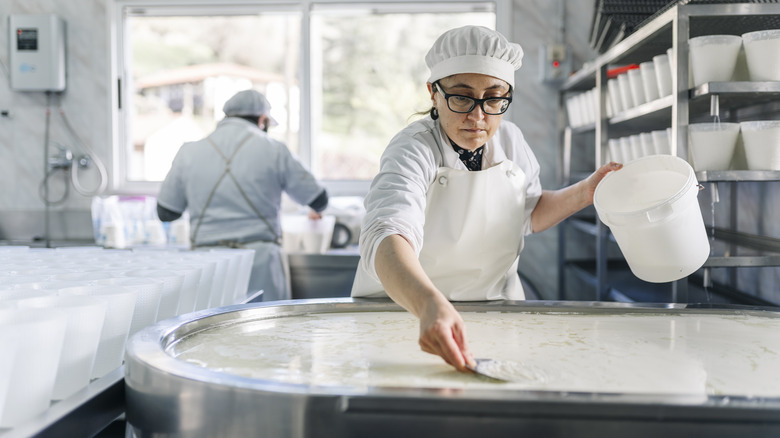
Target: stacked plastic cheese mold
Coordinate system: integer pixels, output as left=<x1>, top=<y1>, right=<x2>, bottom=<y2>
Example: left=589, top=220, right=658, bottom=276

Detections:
left=0, top=245, right=254, bottom=429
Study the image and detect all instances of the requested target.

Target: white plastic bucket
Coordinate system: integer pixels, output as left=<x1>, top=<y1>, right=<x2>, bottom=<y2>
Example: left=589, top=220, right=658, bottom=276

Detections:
left=742, top=29, right=780, bottom=81
left=688, top=122, right=741, bottom=171
left=639, top=61, right=660, bottom=102
left=594, top=155, right=709, bottom=283
left=652, top=54, right=673, bottom=97
left=652, top=129, right=672, bottom=155
left=0, top=309, right=67, bottom=427
left=627, top=68, right=647, bottom=107
left=617, top=73, right=636, bottom=110
left=608, top=139, right=623, bottom=163
left=740, top=120, right=780, bottom=170
left=689, top=35, right=742, bottom=86
left=607, top=79, right=624, bottom=114
left=281, top=214, right=336, bottom=254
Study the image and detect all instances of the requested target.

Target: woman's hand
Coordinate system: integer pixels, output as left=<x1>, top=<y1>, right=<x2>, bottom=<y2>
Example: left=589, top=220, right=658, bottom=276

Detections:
left=418, top=296, right=475, bottom=372
left=308, top=209, right=323, bottom=220
left=583, top=161, right=622, bottom=204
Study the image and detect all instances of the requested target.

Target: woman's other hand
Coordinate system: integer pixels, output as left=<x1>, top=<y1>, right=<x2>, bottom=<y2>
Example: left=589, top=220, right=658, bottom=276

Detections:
left=583, top=161, right=622, bottom=203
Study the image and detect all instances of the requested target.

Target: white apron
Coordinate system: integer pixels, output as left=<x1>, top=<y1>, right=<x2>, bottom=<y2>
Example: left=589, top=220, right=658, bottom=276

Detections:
left=419, top=160, right=528, bottom=301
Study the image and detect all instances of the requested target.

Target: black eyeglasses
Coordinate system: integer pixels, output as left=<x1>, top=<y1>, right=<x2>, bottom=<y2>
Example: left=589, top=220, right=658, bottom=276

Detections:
left=433, top=81, right=512, bottom=115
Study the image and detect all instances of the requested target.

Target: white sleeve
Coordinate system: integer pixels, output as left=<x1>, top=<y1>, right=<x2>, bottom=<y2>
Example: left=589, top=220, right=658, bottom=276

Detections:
left=357, top=129, right=438, bottom=282
left=157, top=144, right=191, bottom=214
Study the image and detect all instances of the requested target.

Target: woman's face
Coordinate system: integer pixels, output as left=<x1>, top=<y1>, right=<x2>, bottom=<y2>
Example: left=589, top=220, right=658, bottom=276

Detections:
left=429, top=73, right=511, bottom=151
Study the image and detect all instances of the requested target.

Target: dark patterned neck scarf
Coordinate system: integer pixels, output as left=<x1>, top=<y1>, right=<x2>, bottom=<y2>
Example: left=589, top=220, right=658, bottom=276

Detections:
left=450, top=139, right=484, bottom=171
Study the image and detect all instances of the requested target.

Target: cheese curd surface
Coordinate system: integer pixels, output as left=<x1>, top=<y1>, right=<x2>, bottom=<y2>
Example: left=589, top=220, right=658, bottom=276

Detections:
left=172, top=311, right=780, bottom=396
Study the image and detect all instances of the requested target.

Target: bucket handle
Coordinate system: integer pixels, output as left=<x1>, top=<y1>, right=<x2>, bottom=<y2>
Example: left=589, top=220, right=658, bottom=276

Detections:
left=646, top=183, right=703, bottom=223
left=646, top=203, right=674, bottom=223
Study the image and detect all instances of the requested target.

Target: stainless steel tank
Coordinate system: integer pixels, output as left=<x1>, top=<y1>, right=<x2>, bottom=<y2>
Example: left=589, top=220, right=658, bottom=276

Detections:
left=125, top=299, right=780, bottom=437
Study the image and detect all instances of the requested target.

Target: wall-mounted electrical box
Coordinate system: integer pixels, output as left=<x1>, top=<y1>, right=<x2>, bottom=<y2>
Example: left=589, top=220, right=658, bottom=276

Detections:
left=539, top=43, right=572, bottom=84
left=9, top=14, right=66, bottom=92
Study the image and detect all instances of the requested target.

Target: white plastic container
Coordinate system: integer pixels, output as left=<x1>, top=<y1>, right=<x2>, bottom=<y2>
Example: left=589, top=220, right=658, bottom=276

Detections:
left=740, top=120, right=780, bottom=170
left=629, top=135, right=644, bottom=160
left=282, top=214, right=336, bottom=254
left=652, top=54, right=673, bottom=97
left=652, top=129, right=672, bottom=155
left=123, top=269, right=184, bottom=321
left=639, top=61, right=660, bottom=102
left=14, top=295, right=107, bottom=400
left=688, top=123, right=741, bottom=171
left=619, top=137, right=633, bottom=162
left=0, top=309, right=67, bottom=428
left=594, top=155, right=709, bottom=283
left=607, top=78, right=624, bottom=115
left=566, top=95, right=583, bottom=127
left=206, top=248, right=255, bottom=305
left=689, top=35, right=743, bottom=86
left=91, top=277, right=164, bottom=336
left=639, top=132, right=655, bottom=157
left=608, top=139, right=623, bottom=163
left=0, top=331, right=18, bottom=426
left=58, top=286, right=137, bottom=379
left=627, top=68, right=647, bottom=107
left=742, top=29, right=780, bottom=81
left=617, top=73, right=636, bottom=110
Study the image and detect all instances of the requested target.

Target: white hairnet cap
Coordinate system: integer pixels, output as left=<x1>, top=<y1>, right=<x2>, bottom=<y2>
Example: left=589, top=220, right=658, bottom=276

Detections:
left=223, top=90, right=278, bottom=126
left=426, top=26, right=523, bottom=88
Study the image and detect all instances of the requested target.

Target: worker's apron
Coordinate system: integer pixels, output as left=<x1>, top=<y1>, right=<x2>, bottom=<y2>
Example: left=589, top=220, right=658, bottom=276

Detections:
left=418, top=160, right=527, bottom=301
left=190, top=134, right=290, bottom=301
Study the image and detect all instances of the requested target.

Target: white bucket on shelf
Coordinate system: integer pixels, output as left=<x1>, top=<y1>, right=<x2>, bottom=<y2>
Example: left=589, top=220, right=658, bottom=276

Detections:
left=740, top=120, right=780, bottom=170
left=689, top=35, right=742, bottom=86
left=565, top=95, right=582, bottom=127
left=639, top=132, right=655, bottom=157
left=651, top=129, right=672, bottom=155
left=629, top=134, right=644, bottom=160
left=627, top=68, right=647, bottom=107
left=594, top=155, right=709, bottom=283
left=617, top=73, right=636, bottom=110
left=619, top=137, right=633, bottom=162
left=607, top=78, right=624, bottom=114
left=653, top=54, right=673, bottom=97
left=688, top=122, right=740, bottom=171
left=608, top=139, right=623, bottom=163
left=639, top=61, right=660, bottom=102
left=742, top=29, right=780, bottom=81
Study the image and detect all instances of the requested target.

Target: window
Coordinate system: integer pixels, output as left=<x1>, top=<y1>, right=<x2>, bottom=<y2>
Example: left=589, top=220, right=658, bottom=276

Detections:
left=111, top=1, right=499, bottom=195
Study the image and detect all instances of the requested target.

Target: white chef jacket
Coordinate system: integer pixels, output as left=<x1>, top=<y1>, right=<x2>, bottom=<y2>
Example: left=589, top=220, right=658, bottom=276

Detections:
left=158, top=117, right=324, bottom=247
left=351, top=116, right=542, bottom=298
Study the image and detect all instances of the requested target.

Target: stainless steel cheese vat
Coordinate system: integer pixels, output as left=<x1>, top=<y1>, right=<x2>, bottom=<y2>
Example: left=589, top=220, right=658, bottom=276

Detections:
left=125, top=299, right=780, bottom=438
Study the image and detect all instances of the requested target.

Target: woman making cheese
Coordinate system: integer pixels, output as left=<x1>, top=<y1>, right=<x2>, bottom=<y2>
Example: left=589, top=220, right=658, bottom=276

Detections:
left=351, top=26, right=621, bottom=372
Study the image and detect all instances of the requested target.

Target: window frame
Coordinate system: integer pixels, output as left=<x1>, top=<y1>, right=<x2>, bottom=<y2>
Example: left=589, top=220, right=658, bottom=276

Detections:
left=109, top=0, right=507, bottom=196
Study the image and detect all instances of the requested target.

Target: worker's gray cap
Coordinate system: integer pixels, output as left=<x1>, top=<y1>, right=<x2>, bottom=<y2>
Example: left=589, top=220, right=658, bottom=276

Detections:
left=223, top=90, right=278, bottom=126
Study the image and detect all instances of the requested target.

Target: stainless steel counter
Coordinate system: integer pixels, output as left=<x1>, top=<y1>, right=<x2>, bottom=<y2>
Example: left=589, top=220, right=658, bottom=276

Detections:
left=288, top=250, right=359, bottom=299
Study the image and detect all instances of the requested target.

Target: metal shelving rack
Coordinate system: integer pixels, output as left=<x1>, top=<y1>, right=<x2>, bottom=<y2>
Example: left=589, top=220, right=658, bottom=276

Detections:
left=558, top=3, right=780, bottom=303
